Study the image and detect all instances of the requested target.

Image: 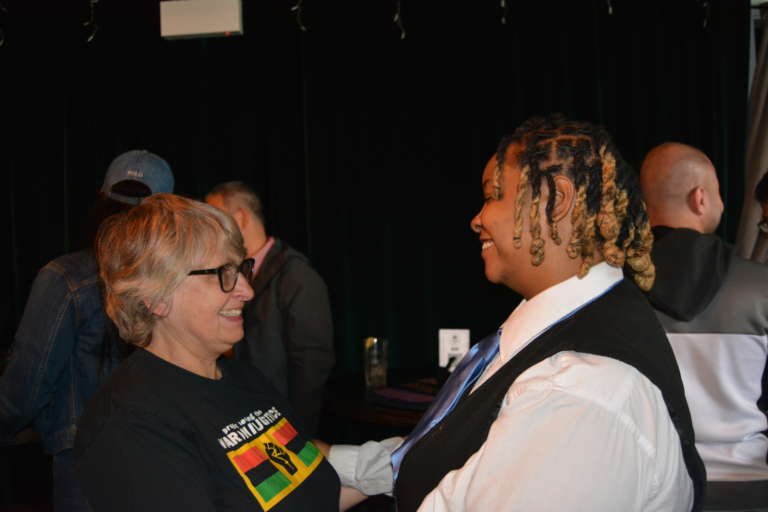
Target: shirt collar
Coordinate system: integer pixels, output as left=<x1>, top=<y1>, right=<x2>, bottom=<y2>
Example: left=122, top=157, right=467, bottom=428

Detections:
left=251, top=236, right=275, bottom=275
left=498, top=262, right=623, bottom=363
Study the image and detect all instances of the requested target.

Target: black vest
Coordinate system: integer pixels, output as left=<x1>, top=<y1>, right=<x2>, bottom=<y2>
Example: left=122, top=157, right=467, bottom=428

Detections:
left=394, top=279, right=705, bottom=511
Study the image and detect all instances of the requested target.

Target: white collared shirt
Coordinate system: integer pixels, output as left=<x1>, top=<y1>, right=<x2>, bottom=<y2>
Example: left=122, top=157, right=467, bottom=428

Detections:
left=329, top=263, right=693, bottom=511
left=418, top=263, right=693, bottom=511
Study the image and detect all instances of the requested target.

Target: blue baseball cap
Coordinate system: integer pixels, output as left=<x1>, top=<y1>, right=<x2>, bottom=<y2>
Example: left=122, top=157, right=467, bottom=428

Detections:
left=101, top=150, right=174, bottom=204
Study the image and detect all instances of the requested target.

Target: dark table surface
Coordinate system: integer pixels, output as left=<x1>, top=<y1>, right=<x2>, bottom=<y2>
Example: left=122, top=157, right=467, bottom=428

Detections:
left=319, top=368, right=445, bottom=445
left=320, top=369, right=446, bottom=512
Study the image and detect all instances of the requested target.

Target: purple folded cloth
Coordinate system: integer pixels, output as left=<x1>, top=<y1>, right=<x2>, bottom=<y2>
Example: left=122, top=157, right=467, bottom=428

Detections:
left=372, top=388, right=434, bottom=403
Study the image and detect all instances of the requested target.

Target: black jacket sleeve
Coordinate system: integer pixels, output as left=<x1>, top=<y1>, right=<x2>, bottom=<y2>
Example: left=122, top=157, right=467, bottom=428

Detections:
left=277, top=259, right=335, bottom=436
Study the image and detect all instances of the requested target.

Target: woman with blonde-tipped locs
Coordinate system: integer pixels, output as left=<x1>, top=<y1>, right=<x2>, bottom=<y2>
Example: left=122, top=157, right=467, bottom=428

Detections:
left=383, top=114, right=706, bottom=512
left=324, top=115, right=705, bottom=511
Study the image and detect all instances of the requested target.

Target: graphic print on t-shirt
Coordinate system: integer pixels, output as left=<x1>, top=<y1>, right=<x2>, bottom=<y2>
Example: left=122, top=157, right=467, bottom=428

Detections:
left=219, top=407, right=323, bottom=510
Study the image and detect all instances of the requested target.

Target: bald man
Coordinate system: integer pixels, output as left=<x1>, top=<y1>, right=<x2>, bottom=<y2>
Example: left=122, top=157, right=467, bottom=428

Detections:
left=641, top=142, right=724, bottom=234
left=641, top=143, right=768, bottom=509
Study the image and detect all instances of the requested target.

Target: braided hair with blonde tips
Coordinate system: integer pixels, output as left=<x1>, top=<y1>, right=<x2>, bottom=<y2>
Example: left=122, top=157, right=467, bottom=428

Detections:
left=512, top=164, right=530, bottom=249
left=494, top=114, right=655, bottom=290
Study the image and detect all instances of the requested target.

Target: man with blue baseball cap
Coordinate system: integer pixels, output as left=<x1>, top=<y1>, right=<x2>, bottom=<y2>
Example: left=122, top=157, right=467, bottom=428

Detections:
left=0, top=150, right=174, bottom=511
left=100, top=149, right=174, bottom=204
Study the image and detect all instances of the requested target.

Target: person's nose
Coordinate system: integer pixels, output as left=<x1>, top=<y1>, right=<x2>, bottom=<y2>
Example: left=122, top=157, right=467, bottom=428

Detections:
left=233, top=272, right=254, bottom=301
left=470, top=208, right=484, bottom=234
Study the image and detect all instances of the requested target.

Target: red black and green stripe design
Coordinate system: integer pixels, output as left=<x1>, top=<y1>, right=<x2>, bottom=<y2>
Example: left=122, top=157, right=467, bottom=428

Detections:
left=227, top=418, right=324, bottom=510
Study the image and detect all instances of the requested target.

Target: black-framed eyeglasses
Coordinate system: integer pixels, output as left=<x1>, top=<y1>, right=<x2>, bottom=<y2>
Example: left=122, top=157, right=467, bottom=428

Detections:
left=188, top=258, right=255, bottom=293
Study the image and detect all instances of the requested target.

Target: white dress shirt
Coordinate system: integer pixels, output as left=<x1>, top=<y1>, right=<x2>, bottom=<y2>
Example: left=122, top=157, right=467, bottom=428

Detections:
left=419, top=263, right=693, bottom=511
left=330, top=263, right=694, bottom=511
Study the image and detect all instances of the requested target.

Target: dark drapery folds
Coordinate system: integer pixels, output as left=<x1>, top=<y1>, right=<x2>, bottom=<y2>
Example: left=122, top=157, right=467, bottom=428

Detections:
left=3, top=0, right=750, bottom=373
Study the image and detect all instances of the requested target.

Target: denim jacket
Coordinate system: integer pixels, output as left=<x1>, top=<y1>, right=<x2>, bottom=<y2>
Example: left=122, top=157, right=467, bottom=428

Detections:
left=0, top=249, right=122, bottom=454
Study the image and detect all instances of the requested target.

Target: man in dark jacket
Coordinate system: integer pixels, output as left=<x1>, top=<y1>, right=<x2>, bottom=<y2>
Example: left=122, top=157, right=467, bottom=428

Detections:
left=641, top=142, right=768, bottom=509
left=206, top=182, right=335, bottom=436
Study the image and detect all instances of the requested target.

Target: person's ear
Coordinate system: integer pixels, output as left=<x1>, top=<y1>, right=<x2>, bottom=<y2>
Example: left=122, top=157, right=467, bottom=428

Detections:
left=232, top=207, right=248, bottom=232
left=688, top=186, right=706, bottom=216
left=551, top=175, right=576, bottom=222
left=146, top=300, right=170, bottom=317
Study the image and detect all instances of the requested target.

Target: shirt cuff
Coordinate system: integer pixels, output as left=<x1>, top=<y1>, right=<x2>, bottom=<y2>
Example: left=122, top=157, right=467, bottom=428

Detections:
left=328, top=437, right=403, bottom=495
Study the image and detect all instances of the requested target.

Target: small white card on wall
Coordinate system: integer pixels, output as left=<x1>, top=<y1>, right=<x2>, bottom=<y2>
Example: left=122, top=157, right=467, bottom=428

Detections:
left=439, top=329, right=470, bottom=371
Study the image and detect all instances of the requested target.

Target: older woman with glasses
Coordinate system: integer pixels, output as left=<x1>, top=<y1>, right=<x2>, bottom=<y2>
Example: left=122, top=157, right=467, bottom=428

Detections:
left=74, top=194, right=363, bottom=511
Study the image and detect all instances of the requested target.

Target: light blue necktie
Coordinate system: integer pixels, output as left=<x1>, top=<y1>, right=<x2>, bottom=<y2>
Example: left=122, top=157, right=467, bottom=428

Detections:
left=391, top=330, right=501, bottom=481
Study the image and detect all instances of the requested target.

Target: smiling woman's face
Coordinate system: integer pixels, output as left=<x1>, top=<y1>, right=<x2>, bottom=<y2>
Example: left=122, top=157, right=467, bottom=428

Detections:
left=154, top=243, right=254, bottom=359
left=469, top=148, right=537, bottom=295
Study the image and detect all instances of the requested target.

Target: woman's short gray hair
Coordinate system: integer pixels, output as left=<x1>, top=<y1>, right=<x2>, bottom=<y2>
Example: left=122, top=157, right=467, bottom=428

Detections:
left=96, top=193, right=245, bottom=346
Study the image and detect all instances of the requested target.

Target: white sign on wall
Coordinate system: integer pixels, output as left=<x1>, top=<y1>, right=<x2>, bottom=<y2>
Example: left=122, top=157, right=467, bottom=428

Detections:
left=160, top=0, right=243, bottom=40
left=439, top=329, right=470, bottom=372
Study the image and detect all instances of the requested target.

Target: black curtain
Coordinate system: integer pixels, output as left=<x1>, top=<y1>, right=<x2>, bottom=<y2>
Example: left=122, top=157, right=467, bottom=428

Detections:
left=3, top=0, right=750, bottom=373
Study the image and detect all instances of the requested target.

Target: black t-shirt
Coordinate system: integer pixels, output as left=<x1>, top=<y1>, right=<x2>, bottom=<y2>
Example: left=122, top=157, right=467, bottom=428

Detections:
left=74, top=349, right=340, bottom=511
